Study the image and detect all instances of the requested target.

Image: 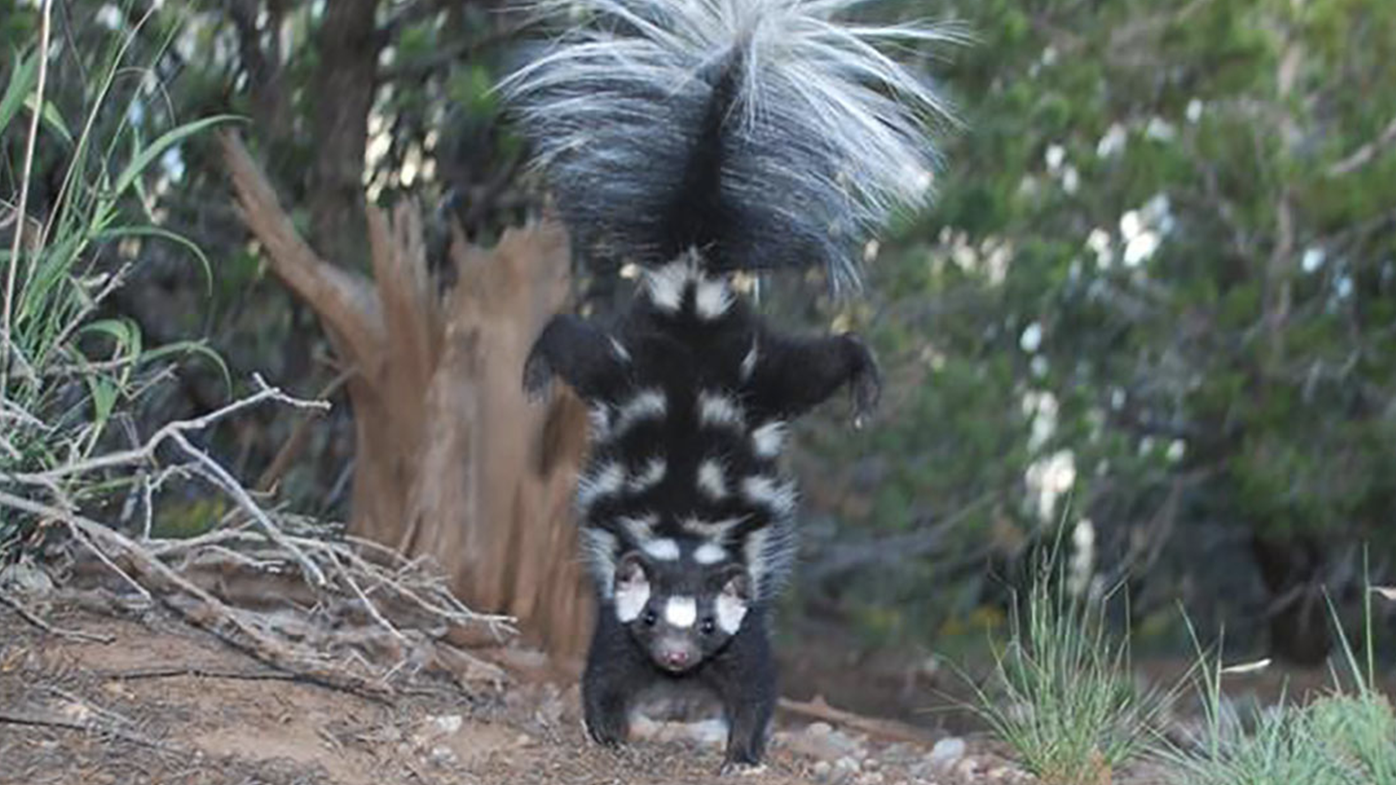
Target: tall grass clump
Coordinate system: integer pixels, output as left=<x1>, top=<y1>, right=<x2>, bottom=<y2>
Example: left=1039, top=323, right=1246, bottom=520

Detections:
left=1159, top=570, right=1396, bottom=785
left=1, top=5, right=231, bottom=554
left=967, top=543, right=1174, bottom=785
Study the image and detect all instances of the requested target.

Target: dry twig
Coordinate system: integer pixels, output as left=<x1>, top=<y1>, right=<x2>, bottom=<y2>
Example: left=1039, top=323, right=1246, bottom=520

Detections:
left=0, top=592, right=116, bottom=643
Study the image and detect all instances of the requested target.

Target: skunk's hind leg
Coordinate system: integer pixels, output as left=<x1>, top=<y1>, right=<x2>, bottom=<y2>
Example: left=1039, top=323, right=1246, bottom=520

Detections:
left=523, top=314, right=629, bottom=403
left=747, top=331, right=881, bottom=425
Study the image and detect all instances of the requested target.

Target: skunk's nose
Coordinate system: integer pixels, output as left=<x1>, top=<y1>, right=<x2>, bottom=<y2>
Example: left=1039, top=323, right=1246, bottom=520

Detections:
left=663, top=650, right=689, bottom=669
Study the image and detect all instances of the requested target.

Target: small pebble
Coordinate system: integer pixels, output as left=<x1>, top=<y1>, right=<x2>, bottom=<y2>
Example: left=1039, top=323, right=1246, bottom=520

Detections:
left=927, top=737, right=966, bottom=768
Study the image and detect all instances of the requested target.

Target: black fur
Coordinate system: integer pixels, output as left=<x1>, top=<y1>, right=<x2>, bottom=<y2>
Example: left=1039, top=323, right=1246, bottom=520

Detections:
left=525, top=277, right=880, bottom=425
left=583, top=553, right=775, bottom=769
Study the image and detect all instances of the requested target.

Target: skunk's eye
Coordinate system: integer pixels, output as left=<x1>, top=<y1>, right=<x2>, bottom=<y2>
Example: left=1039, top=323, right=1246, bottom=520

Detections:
left=642, top=609, right=658, bottom=627
left=700, top=617, right=716, bottom=635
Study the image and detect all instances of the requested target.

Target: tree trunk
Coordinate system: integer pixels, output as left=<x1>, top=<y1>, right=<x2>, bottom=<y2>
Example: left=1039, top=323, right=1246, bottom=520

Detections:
left=1251, top=533, right=1332, bottom=666
left=308, top=0, right=379, bottom=270
left=220, top=131, right=592, bottom=656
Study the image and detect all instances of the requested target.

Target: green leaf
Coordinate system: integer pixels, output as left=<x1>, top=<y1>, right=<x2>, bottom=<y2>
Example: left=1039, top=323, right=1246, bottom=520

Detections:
left=97, top=225, right=215, bottom=294
left=0, top=51, right=38, bottom=136
left=23, top=92, right=73, bottom=145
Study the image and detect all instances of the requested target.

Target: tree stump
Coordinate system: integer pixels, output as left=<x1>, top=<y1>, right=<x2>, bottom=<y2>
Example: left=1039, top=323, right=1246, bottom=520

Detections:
left=220, top=131, right=591, bottom=655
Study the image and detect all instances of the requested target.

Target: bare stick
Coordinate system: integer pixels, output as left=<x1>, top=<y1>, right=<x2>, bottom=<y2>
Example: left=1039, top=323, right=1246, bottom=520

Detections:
left=2, top=373, right=328, bottom=486
left=171, top=430, right=326, bottom=585
left=777, top=696, right=933, bottom=744
left=0, top=709, right=172, bottom=750
left=97, top=665, right=300, bottom=682
left=0, top=592, right=116, bottom=643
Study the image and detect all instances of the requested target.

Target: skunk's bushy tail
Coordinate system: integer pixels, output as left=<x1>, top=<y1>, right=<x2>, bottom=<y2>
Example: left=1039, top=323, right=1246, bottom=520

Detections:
left=501, top=0, right=960, bottom=291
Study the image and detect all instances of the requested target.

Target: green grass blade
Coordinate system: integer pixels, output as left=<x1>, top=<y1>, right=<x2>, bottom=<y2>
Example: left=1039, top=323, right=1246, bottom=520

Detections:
left=0, top=51, right=38, bottom=135
left=109, top=114, right=242, bottom=203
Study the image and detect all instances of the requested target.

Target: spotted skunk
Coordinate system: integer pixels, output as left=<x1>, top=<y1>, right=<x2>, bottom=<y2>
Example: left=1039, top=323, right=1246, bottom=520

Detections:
left=502, top=0, right=954, bottom=768
left=583, top=551, right=775, bottom=768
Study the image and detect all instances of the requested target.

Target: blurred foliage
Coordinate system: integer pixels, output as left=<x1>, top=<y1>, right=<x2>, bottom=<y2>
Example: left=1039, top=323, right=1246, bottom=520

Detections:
left=5, top=0, right=1394, bottom=661
left=804, top=0, right=1396, bottom=657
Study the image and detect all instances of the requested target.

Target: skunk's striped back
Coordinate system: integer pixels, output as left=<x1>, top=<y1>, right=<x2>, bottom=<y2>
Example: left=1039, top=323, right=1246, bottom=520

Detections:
left=573, top=276, right=799, bottom=603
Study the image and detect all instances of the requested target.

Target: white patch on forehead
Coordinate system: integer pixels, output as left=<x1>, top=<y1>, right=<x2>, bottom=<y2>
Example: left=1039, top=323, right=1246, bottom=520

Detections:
left=698, top=391, right=743, bottom=429
left=664, top=596, right=697, bottom=629
left=742, top=475, right=797, bottom=516
left=715, top=591, right=748, bottom=635
left=694, top=277, right=733, bottom=320
left=614, top=389, right=666, bottom=435
left=609, top=336, right=631, bottom=363
left=628, top=457, right=666, bottom=493
left=696, top=459, right=728, bottom=500
left=693, top=542, right=727, bottom=565
left=740, top=340, right=759, bottom=381
left=643, top=259, right=691, bottom=312
left=643, top=537, right=680, bottom=561
left=576, top=462, right=625, bottom=511
left=614, top=577, right=650, bottom=623
left=750, top=421, right=787, bottom=459
left=580, top=528, right=618, bottom=597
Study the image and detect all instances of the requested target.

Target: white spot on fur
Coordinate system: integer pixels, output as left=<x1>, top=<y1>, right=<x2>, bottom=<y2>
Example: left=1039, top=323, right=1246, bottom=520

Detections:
left=697, top=459, right=728, bottom=500
left=741, top=475, right=797, bottom=516
left=740, top=340, right=759, bottom=381
left=665, top=596, right=697, bottom=628
left=643, top=259, right=690, bottom=312
left=587, top=405, right=612, bottom=441
left=618, top=514, right=657, bottom=543
left=644, top=537, right=680, bottom=561
left=628, top=457, right=666, bottom=492
left=693, top=542, right=727, bottom=565
left=615, top=575, right=650, bottom=623
left=698, top=391, right=743, bottom=429
left=694, top=277, right=733, bottom=320
left=715, top=590, right=748, bottom=635
left=680, top=516, right=743, bottom=538
left=577, top=462, right=625, bottom=510
left=744, top=528, right=770, bottom=597
left=751, top=421, right=787, bottom=459
left=614, top=389, right=666, bottom=436
left=609, top=336, right=631, bottom=362
left=580, top=528, right=618, bottom=597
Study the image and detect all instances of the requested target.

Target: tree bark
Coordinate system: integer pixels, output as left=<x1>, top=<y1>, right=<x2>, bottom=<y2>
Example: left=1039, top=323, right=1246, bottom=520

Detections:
left=308, top=0, right=380, bottom=270
left=221, top=131, right=592, bottom=656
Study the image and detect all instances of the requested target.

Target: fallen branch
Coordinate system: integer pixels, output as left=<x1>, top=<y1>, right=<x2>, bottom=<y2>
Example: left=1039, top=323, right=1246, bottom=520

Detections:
left=1, top=374, right=332, bottom=585
left=0, top=489, right=395, bottom=703
left=97, top=664, right=300, bottom=682
left=0, top=709, right=172, bottom=750
left=0, top=592, right=116, bottom=644
left=777, top=695, right=934, bottom=744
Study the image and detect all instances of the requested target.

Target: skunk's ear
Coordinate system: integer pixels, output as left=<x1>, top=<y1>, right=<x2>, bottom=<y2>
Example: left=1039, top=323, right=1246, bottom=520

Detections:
left=711, top=562, right=751, bottom=602
left=715, top=567, right=751, bottom=635
left=613, top=552, right=652, bottom=622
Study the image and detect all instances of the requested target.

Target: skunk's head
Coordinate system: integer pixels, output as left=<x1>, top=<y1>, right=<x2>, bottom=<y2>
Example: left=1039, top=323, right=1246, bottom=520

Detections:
left=612, top=551, right=751, bottom=673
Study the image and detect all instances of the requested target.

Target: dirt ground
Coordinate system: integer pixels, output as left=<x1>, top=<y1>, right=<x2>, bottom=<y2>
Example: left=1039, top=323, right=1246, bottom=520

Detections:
left=1, top=600, right=1060, bottom=785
